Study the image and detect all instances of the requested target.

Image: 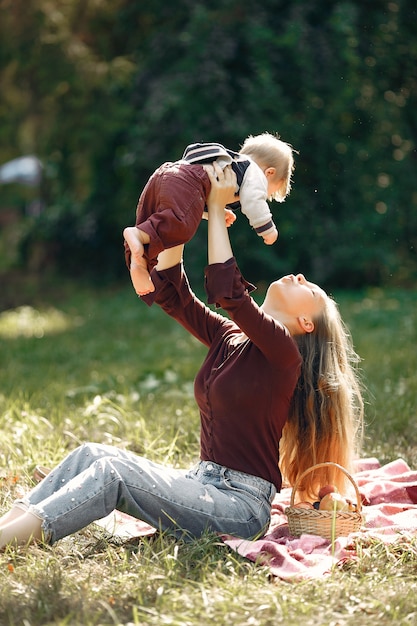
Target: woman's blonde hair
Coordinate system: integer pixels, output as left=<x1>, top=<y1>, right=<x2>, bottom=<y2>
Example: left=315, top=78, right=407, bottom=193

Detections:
left=240, top=132, right=295, bottom=201
left=279, top=297, right=364, bottom=500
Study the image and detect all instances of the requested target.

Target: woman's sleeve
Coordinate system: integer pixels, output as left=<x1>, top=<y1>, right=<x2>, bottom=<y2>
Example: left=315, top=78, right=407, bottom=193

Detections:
left=150, top=263, right=225, bottom=348
left=205, top=257, right=301, bottom=370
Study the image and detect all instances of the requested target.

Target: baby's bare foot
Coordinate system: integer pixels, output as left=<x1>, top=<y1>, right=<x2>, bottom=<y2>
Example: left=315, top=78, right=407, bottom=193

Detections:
left=130, top=261, right=155, bottom=296
left=124, top=227, right=146, bottom=266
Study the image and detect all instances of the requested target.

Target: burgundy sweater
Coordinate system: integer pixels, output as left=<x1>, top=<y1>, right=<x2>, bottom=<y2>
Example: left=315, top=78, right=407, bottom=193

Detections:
left=152, top=257, right=302, bottom=490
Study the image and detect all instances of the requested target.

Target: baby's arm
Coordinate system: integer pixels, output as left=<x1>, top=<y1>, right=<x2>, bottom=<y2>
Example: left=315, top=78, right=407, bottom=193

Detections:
left=239, top=163, right=279, bottom=244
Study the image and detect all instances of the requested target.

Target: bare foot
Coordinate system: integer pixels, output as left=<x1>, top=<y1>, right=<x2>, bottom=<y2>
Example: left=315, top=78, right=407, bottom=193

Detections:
left=123, top=227, right=146, bottom=266
left=130, top=260, right=155, bottom=296
left=124, top=227, right=155, bottom=295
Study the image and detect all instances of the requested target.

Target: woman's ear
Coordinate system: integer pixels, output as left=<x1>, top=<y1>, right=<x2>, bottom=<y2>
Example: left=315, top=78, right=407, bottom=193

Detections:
left=298, top=316, right=315, bottom=333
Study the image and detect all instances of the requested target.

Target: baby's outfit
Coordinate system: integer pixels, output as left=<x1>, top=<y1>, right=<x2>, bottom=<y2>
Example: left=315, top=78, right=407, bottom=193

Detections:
left=182, top=142, right=277, bottom=240
left=125, top=142, right=277, bottom=275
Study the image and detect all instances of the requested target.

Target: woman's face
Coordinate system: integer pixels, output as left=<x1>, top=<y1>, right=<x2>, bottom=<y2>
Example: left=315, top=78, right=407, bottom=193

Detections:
left=263, top=273, right=327, bottom=331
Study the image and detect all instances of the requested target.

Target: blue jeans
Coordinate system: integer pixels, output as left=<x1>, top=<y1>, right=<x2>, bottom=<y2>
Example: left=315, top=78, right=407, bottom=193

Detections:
left=17, top=443, right=276, bottom=544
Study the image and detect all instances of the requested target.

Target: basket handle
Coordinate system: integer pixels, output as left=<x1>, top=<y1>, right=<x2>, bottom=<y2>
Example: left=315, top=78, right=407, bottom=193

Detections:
left=289, top=462, right=362, bottom=512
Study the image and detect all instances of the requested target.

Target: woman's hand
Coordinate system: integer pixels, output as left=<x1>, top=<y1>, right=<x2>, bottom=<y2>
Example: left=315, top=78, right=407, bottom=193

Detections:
left=203, top=163, right=237, bottom=214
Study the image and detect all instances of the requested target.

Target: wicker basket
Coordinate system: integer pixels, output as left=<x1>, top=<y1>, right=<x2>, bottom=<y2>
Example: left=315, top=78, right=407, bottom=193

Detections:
left=285, top=462, right=363, bottom=540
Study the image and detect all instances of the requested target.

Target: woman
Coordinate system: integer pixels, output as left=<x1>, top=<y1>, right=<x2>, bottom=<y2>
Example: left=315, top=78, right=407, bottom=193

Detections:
left=0, top=165, right=363, bottom=549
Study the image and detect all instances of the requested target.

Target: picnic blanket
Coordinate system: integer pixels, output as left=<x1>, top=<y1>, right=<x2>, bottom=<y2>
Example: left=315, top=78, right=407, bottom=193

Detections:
left=96, top=457, right=417, bottom=580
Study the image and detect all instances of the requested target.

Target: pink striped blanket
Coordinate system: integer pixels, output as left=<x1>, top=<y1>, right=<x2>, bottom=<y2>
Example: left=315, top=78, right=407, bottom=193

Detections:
left=96, top=458, right=417, bottom=580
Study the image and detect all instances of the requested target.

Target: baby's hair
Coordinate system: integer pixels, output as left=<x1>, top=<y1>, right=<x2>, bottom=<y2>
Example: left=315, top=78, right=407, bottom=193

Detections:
left=240, top=132, right=295, bottom=201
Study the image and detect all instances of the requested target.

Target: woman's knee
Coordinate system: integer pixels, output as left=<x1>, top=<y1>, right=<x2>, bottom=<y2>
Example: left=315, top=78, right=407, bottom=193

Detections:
left=79, top=442, right=113, bottom=459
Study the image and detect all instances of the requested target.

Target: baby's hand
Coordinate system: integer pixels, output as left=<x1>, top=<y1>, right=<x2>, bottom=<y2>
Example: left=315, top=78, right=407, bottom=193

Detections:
left=224, top=208, right=236, bottom=227
left=262, top=228, right=279, bottom=245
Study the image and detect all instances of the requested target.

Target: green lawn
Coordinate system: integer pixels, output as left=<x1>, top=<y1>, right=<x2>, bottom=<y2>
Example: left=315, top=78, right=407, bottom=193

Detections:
left=1, top=281, right=417, bottom=625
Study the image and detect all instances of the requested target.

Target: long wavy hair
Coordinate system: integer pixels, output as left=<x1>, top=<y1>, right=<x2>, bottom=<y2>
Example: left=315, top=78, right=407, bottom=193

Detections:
left=279, top=296, right=364, bottom=500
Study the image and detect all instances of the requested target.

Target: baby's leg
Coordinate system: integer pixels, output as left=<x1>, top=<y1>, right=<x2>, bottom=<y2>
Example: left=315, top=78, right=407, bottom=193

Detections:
left=123, top=227, right=155, bottom=296
left=155, top=245, right=184, bottom=271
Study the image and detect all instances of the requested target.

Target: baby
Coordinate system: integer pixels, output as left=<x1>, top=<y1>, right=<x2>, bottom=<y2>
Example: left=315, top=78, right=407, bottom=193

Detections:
left=123, top=132, right=294, bottom=296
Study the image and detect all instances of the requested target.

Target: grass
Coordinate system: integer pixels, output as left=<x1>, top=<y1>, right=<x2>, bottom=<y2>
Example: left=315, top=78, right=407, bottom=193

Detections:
left=1, top=279, right=417, bottom=625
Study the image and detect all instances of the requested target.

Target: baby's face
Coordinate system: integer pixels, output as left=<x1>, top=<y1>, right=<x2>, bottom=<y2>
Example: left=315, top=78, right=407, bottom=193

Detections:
left=267, top=177, right=286, bottom=202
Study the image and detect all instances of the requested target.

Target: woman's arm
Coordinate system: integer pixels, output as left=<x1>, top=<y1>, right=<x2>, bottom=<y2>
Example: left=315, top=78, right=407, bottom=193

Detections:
left=152, top=262, right=224, bottom=348
left=151, top=167, right=241, bottom=347
left=204, top=164, right=236, bottom=265
left=155, top=164, right=237, bottom=271
left=204, top=165, right=301, bottom=371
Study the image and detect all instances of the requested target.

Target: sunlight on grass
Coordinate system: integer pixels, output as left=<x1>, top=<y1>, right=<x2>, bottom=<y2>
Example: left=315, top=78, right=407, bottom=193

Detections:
left=0, top=305, right=83, bottom=338
left=335, top=288, right=417, bottom=465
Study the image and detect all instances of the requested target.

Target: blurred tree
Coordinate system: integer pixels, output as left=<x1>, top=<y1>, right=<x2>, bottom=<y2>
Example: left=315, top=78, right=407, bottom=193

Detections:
left=0, top=0, right=415, bottom=288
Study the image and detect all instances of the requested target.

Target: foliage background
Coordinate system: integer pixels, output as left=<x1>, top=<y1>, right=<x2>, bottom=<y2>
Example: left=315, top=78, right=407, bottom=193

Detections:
left=0, top=0, right=416, bottom=295
left=1, top=5, right=417, bottom=623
